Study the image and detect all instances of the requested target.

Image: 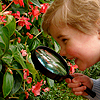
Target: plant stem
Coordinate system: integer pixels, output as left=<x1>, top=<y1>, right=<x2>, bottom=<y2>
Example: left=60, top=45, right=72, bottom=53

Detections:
left=10, top=68, right=23, bottom=70
left=24, top=36, right=28, bottom=46
left=10, top=38, right=17, bottom=43
left=9, top=97, right=19, bottom=99
left=24, top=80, right=25, bottom=90
left=2, top=0, right=14, bottom=13
left=34, top=32, right=42, bottom=39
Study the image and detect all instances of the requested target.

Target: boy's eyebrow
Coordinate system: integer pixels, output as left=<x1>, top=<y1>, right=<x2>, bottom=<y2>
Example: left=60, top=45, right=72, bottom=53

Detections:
left=57, top=35, right=66, bottom=39
left=57, top=35, right=63, bottom=39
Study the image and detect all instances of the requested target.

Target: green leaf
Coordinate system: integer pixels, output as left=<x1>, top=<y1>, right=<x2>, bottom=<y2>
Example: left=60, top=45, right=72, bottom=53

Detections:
left=19, top=93, right=25, bottom=100
left=38, top=0, right=45, bottom=3
left=3, top=72, right=14, bottom=98
left=16, top=43, right=24, bottom=51
left=29, top=38, right=40, bottom=51
left=10, top=73, right=22, bottom=95
left=30, top=26, right=39, bottom=35
left=5, top=15, right=16, bottom=37
left=9, top=45, right=27, bottom=69
left=47, top=78, right=54, bottom=87
left=0, top=61, right=2, bottom=71
left=0, top=72, right=3, bottom=92
left=30, top=0, right=41, bottom=8
left=11, top=4, right=28, bottom=14
left=0, top=15, right=16, bottom=56
left=0, top=97, right=5, bottom=100
left=0, top=2, right=2, bottom=11
left=54, top=41, right=60, bottom=53
left=15, top=30, right=23, bottom=37
left=0, top=26, right=9, bottom=57
left=0, top=48, right=4, bottom=57
left=0, top=36, right=5, bottom=48
left=12, top=61, right=23, bottom=78
left=26, top=54, right=37, bottom=76
left=2, top=54, right=13, bottom=67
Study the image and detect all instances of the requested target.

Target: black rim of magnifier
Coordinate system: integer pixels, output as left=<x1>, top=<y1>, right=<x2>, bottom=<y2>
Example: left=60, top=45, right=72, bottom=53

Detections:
left=31, top=46, right=96, bottom=98
left=31, top=46, right=70, bottom=81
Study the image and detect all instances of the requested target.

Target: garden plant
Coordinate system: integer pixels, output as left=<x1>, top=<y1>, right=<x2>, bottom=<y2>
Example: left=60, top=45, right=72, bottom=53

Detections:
left=0, top=0, right=100, bottom=100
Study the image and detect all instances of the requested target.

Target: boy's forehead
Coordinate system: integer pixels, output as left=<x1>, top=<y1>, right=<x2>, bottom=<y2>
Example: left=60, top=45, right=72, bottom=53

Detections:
left=49, top=23, right=69, bottom=38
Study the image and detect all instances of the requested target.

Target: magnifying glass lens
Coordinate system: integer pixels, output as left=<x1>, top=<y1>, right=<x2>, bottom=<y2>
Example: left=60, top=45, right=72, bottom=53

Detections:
left=35, top=49, right=67, bottom=76
left=32, top=46, right=96, bottom=98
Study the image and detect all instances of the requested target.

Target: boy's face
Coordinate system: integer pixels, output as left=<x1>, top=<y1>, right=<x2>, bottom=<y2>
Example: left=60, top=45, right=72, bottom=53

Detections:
left=49, top=24, right=100, bottom=71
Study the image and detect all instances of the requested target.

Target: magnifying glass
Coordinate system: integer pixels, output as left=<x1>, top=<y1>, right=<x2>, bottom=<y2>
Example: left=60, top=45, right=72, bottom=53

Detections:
left=31, top=46, right=96, bottom=98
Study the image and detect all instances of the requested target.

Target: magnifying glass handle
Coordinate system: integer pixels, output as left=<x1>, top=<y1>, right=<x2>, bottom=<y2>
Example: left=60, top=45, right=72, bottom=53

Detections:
left=67, top=75, right=74, bottom=79
left=67, top=75, right=96, bottom=98
left=81, top=84, right=96, bottom=98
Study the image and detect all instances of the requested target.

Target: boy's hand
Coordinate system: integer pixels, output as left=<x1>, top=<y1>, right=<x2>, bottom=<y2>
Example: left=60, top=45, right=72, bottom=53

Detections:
left=65, top=73, right=93, bottom=96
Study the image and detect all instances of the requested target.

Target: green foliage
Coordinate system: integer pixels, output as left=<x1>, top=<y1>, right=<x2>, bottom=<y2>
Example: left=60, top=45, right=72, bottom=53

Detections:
left=0, top=0, right=60, bottom=99
left=28, top=81, right=88, bottom=100
left=30, top=0, right=41, bottom=7
left=0, top=0, right=99, bottom=100
left=3, top=72, right=14, bottom=98
left=75, top=62, right=100, bottom=79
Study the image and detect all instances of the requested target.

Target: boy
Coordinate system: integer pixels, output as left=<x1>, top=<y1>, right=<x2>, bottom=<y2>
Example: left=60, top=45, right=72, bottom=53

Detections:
left=42, top=0, right=100, bottom=100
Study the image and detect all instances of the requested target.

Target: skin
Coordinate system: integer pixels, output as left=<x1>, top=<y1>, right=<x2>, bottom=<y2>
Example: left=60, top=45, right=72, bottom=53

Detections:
left=65, top=73, right=93, bottom=96
left=49, top=23, right=100, bottom=96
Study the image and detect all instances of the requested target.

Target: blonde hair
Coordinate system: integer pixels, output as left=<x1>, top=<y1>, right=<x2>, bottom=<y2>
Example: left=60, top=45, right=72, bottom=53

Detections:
left=42, top=0, right=100, bottom=34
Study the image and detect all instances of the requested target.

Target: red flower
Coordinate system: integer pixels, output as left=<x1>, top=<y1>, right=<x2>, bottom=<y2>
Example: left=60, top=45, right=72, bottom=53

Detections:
left=23, top=69, right=29, bottom=79
left=28, top=88, right=31, bottom=92
left=13, top=0, right=24, bottom=7
left=18, top=20, right=25, bottom=27
left=32, top=80, right=43, bottom=96
left=26, top=32, right=33, bottom=39
left=8, top=69, right=13, bottom=74
left=26, top=32, right=29, bottom=36
left=40, top=3, right=49, bottom=13
left=3, top=11, right=12, bottom=16
left=42, top=87, right=50, bottom=92
left=29, top=5, right=40, bottom=22
left=25, top=92, right=29, bottom=99
left=28, top=1, right=33, bottom=5
left=29, top=34, right=33, bottom=39
left=0, top=16, right=7, bottom=23
left=18, top=16, right=32, bottom=30
left=68, top=62, right=78, bottom=74
left=38, top=29, right=41, bottom=32
left=28, top=12, right=32, bottom=16
left=44, top=80, right=46, bottom=85
left=17, top=37, right=21, bottom=43
left=12, top=11, right=20, bottom=19
left=20, top=49, right=27, bottom=56
left=12, top=11, right=32, bottom=29
left=2, top=4, right=6, bottom=10
left=26, top=77, right=32, bottom=84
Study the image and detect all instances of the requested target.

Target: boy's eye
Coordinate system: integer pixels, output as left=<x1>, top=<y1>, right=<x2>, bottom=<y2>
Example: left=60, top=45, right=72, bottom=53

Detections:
left=62, top=39, right=67, bottom=42
left=62, top=39, right=67, bottom=43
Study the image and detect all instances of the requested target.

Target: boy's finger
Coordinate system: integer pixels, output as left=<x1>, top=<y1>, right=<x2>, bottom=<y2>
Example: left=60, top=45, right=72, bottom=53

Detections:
left=72, top=86, right=86, bottom=92
left=68, top=82, right=81, bottom=88
left=65, top=78, right=71, bottom=83
left=74, top=91, right=83, bottom=96
left=71, top=73, right=83, bottom=77
left=72, top=75, right=88, bottom=84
